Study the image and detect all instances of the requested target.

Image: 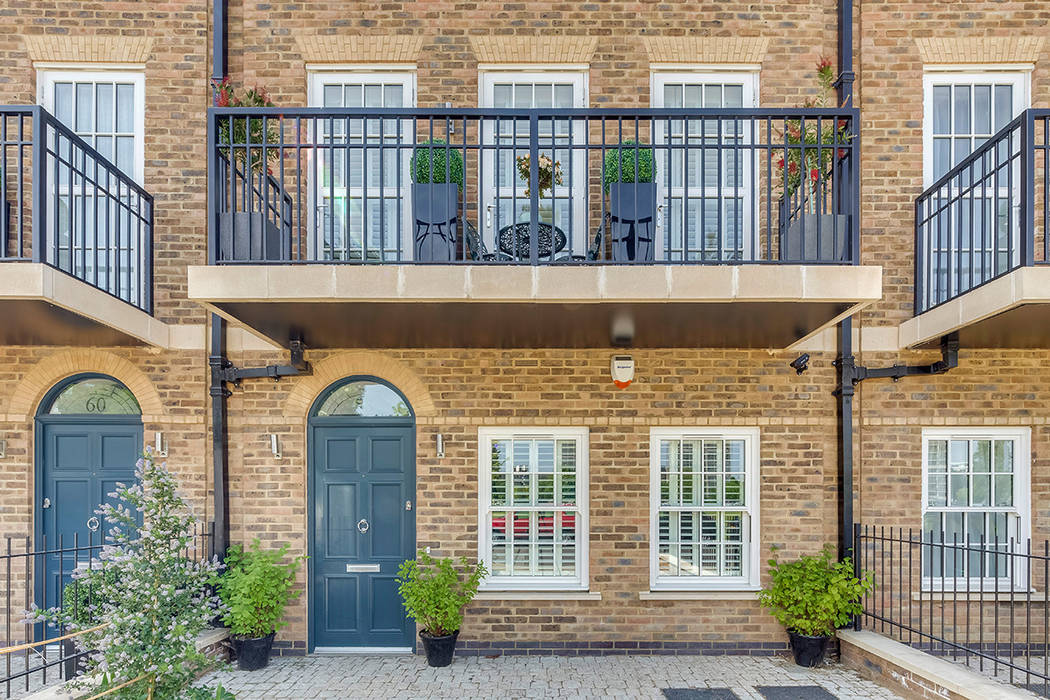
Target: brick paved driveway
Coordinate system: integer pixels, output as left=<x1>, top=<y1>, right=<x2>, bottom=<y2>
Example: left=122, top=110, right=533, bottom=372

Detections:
left=198, top=654, right=903, bottom=699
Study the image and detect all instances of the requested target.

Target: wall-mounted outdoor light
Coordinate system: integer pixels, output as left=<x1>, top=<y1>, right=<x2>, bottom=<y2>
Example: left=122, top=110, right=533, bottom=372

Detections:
left=154, top=431, right=168, bottom=457
left=270, top=433, right=281, bottom=459
left=0, top=439, right=5, bottom=459
left=436, top=433, right=445, bottom=458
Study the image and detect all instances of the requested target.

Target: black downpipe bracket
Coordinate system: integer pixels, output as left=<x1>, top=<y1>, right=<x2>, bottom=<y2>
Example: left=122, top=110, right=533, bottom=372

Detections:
left=835, top=333, right=960, bottom=556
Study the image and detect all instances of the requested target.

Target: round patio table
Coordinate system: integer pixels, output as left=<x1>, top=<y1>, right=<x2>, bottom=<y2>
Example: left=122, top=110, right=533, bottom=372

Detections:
left=497, top=222, right=568, bottom=259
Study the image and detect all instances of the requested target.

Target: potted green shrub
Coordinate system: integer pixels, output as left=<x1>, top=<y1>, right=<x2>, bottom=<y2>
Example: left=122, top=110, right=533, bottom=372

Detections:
left=410, top=140, right=464, bottom=261
left=396, top=550, right=486, bottom=667
left=604, top=141, right=656, bottom=262
left=758, top=545, right=873, bottom=667
left=218, top=539, right=304, bottom=671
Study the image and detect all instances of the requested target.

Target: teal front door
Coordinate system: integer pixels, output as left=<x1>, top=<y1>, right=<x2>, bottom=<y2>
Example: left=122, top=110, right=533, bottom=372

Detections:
left=309, top=421, right=416, bottom=649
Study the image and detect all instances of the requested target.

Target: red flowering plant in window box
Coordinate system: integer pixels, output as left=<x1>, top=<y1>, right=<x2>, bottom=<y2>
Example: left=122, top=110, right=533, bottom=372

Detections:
left=775, top=58, right=853, bottom=203
left=213, top=78, right=281, bottom=174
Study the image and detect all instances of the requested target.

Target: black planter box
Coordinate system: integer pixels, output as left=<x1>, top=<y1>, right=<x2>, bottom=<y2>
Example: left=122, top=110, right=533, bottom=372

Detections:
left=232, top=632, right=275, bottom=671
left=779, top=213, right=850, bottom=262
left=218, top=212, right=288, bottom=262
left=609, top=182, right=656, bottom=262
left=412, top=183, right=459, bottom=262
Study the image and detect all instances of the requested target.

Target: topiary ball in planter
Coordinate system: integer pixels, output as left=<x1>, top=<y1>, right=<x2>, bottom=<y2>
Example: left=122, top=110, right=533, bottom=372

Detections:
left=411, top=140, right=465, bottom=262
left=604, top=142, right=657, bottom=262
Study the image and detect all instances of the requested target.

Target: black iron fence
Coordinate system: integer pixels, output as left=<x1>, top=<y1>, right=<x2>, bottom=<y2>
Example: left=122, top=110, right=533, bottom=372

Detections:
left=207, top=107, right=859, bottom=266
left=0, top=105, right=153, bottom=314
left=855, top=524, right=1050, bottom=696
left=0, top=523, right=213, bottom=698
left=915, top=108, right=1050, bottom=314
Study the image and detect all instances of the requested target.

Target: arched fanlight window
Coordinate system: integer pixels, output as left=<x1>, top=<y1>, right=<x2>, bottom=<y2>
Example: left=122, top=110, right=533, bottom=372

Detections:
left=314, top=379, right=412, bottom=418
left=44, top=375, right=141, bottom=415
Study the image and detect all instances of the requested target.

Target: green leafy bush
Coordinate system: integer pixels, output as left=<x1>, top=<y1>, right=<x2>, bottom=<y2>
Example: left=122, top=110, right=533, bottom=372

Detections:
left=185, top=685, right=237, bottom=700
left=396, top=550, right=486, bottom=637
left=411, top=140, right=465, bottom=188
left=758, top=545, right=873, bottom=637
left=218, top=539, right=304, bottom=639
left=603, top=140, right=656, bottom=193
left=61, top=567, right=120, bottom=625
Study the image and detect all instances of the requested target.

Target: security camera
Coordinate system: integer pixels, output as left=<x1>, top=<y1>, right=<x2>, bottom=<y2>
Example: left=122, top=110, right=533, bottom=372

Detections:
left=790, top=353, right=810, bottom=375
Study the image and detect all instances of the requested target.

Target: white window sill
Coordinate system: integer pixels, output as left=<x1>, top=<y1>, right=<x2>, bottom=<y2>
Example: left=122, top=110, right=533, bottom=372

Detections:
left=640, top=590, right=759, bottom=601
left=475, top=591, right=602, bottom=601
left=912, top=590, right=1043, bottom=602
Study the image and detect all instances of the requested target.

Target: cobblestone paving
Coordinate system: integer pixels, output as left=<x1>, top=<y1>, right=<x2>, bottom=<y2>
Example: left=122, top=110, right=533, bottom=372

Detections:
left=198, top=654, right=905, bottom=699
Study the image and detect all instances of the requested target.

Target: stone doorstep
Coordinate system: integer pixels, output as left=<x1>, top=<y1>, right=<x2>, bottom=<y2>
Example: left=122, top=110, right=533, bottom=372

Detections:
left=23, top=628, right=230, bottom=700
left=838, top=629, right=1038, bottom=700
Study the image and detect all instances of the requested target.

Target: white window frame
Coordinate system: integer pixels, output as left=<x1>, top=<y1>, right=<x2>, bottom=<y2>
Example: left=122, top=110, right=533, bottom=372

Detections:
left=921, top=68, right=1029, bottom=188
left=306, top=69, right=417, bottom=260
left=921, top=68, right=1029, bottom=305
left=37, top=68, right=146, bottom=183
left=477, top=426, right=589, bottom=592
left=650, top=69, right=759, bottom=261
left=478, top=69, right=589, bottom=256
left=920, top=426, right=1031, bottom=591
left=649, top=426, right=761, bottom=592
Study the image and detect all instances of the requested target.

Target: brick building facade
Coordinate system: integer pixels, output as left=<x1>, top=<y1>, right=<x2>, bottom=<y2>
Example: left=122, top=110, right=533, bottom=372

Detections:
left=0, top=0, right=1047, bottom=657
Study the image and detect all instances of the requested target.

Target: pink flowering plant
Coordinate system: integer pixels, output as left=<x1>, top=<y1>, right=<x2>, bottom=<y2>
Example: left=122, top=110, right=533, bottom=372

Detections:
left=214, top=78, right=280, bottom=172
left=26, top=448, right=224, bottom=699
left=775, top=57, right=853, bottom=198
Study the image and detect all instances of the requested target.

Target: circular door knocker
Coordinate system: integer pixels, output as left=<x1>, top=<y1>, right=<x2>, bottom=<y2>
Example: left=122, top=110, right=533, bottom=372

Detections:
left=356, top=518, right=369, bottom=534
left=86, top=517, right=100, bottom=532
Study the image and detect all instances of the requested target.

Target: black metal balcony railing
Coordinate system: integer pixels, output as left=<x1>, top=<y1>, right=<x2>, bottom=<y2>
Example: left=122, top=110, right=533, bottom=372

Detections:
left=915, top=109, right=1050, bottom=314
left=856, top=525, right=1050, bottom=697
left=0, top=106, right=153, bottom=314
left=207, top=107, right=859, bottom=267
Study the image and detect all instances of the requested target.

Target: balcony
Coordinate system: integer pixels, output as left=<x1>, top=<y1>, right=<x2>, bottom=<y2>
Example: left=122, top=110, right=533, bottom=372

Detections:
left=188, top=107, right=880, bottom=349
left=0, top=106, right=162, bottom=346
left=904, top=109, right=1050, bottom=348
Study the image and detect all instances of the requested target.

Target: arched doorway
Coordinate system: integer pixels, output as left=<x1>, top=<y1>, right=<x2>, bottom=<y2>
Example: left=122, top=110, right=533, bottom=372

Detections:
left=307, top=377, right=416, bottom=651
left=34, top=374, right=143, bottom=611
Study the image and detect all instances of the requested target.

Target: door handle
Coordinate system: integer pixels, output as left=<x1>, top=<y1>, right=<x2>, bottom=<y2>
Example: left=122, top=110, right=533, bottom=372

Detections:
left=485, top=204, right=494, bottom=230
left=356, top=518, right=369, bottom=534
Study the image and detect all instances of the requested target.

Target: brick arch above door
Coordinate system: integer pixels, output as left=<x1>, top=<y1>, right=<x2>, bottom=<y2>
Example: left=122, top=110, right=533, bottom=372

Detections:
left=5, top=350, right=166, bottom=422
left=283, top=351, right=437, bottom=419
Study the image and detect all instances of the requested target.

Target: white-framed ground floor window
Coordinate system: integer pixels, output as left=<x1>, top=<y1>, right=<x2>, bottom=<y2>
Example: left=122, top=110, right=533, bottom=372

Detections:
left=478, top=427, right=589, bottom=591
left=649, top=427, right=760, bottom=591
left=921, top=427, right=1031, bottom=590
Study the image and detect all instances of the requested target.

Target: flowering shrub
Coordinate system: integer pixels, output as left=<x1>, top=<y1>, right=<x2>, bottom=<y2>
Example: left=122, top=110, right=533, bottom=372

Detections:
left=28, top=448, right=224, bottom=699
left=776, top=57, right=852, bottom=198
left=213, top=78, right=280, bottom=172
left=515, top=153, right=564, bottom=198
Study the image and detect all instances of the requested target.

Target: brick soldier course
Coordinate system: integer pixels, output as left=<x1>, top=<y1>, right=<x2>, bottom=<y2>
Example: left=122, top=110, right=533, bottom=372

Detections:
left=0, top=0, right=1047, bottom=666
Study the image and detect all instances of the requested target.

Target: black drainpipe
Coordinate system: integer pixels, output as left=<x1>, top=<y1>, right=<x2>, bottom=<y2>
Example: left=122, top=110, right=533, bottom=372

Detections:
left=835, top=0, right=857, bottom=558
left=210, top=0, right=229, bottom=557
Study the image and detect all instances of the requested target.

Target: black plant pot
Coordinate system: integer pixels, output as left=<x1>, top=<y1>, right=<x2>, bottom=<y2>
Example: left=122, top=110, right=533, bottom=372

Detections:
left=412, top=183, right=459, bottom=262
left=788, top=631, right=831, bottom=667
left=419, top=629, right=459, bottom=668
left=232, top=632, right=275, bottom=671
left=61, top=638, right=91, bottom=679
left=609, top=182, right=656, bottom=262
